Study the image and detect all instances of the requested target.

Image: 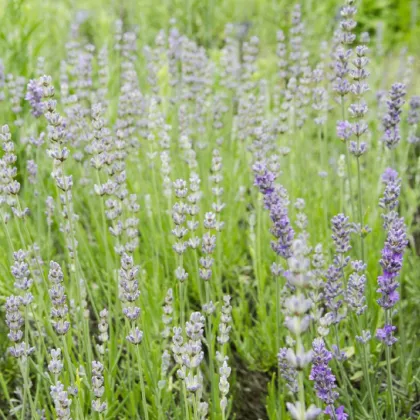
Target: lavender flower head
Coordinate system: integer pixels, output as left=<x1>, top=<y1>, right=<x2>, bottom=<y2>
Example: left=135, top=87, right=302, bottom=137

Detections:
left=253, top=161, right=294, bottom=259
left=377, top=217, right=407, bottom=310
left=331, top=214, right=351, bottom=254
left=408, top=95, right=420, bottom=144
left=376, top=324, right=397, bottom=347
left=382, top=83, right=406, bottom=150
left=325, top=405, right=348, bottom=420
left=336, top=120, right=352, bottom=141
left=25, top=79, right=44, bottom=118
left=310, top=338, right=346, bottom=418
left=346, top=260, right=367, bottom=315
left=379, top=168, right=401, bottom=230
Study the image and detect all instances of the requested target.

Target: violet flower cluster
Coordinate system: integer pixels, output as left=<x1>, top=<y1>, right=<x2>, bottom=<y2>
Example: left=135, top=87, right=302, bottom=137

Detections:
left=376, top=217, right=407, bottom=345
left=253, top=161, right=294, bottom=259
left=310, top=338, right=347, bottom=419
left=382, top=83, right=406, bottom=150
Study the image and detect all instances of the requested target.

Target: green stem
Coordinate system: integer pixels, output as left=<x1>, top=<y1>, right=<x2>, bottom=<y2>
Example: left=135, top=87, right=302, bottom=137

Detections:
left=355, top=316, right=379, bottom=420
left=385, top=311, right=397, bottom=420
left=135, top=346, right=150, bottom=420
left=356, top=157, right=365, bottom=261
left=275, top=272, right=282, bottom=419
left=205, top=282, right=217, bottom=418
left=340, top=98, right=355, bottom=221
left=333, top=326, right=354, bottom=419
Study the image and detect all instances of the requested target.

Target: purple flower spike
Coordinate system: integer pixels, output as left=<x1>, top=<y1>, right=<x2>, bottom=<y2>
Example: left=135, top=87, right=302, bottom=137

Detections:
left=310, top=338, right=339, bottom=405
left=325, top=405, right=348, bottom=420
left=381, top=167, right=398, bottom=184
left=331, top=214, right=351, bottom=254
left=377, top=217, right=407, bottom=310
left=253, top=161, right=276, bottom=194
left=376, top=324, right=397, bottom=346
left=336, top=120, right=352, bottom=141
left=25, top=79, right=44, bottom=118
left=382, top=83, right=406, bottom=150
left=253, top=161, right=294, bottom=259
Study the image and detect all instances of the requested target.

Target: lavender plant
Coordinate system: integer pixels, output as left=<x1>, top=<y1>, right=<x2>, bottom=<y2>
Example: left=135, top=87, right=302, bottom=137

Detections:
left=0, top=2, right=420, bottom=420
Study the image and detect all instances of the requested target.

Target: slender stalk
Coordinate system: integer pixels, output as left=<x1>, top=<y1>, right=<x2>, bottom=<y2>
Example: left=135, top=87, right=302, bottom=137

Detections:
left=333, top=325, right=354, bottom=419
left=205, top=282, right=216, bottom=418
left=275, top=272, right=282, bottom=420
left=356, top=157, right=365, bottom=260
left=135, top=346, right=150, bottom=420
left=355, top=316, right=379, bottom=420
left=385, top=311, right=397, bottom=420
left=341, top=98, right=355, bottom=221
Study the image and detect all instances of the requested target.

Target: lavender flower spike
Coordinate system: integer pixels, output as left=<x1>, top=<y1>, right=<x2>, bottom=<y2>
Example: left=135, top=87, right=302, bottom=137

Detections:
left=25, top=79, right=44, bottom=118
left=377, top=217, right=407, bottom=311
left=382, top=83, right=406, bottom=150
left=310, top=338, right=347, bottom=418
left=253, top=161, right=294, bottom=259
left=331, top=214, right=351, bottom=254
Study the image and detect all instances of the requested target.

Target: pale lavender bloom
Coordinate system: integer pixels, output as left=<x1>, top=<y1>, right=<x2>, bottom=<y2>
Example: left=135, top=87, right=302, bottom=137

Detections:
left=331, top=214, right=351, bottom=254
left=376, top=324, right=397, bottom=346
left=217, top=295, right=232, bottom=345
left=336, top=120, right=352, bottom=141
left=278, top=348, right=298, bottom=393
left=48, top=261, right=70, bottom=335
left=379, top=168, right=401, bottom=230
left=27, top=160, right=37, bottom=184
left=310, top=338, right=346, bottom=418
left=219, top=360, right=231, bottom=411
left=346, top=260, right=367, bottom=315
left=339, top=0, right=357, bottom=45
left=6, top=295, right=34, bottom=359
left=356, top=330, right=372, bottom=344
left=407, top=95, right=420, bottom=144
left=253, top=161, right=294, bottom=259
left=11, top=250, right=32, bottom=291
left=97, top=308, right=109, bottom=355
left=382, top=83, right=406, bottom=150
left=348, top=45, right=370, bottom=157
left=324, top=258, right=346, bottom=324
left=408, top=96, right=420, bottom=125
left=126, top=327, right=143, bottom=345
left=176, top=312, right=206, bottom=396
left=25, top=79, right=44, bottom=117
left=276, top=30, right=288, bottom=80
left=7, top=75, right=26, bottom=126
left=91, top=361, right=107, bottom=413
left=50, top=381, right=72, bottom=419
left=288, top=4, right=304, bottom=78
left=48, top=348, right=63, bottom=375
left=334, top=48, right=352, bottom=97
left=161, top=288, right=174, bottom=339
left=5, top=295, right=24, bottom=344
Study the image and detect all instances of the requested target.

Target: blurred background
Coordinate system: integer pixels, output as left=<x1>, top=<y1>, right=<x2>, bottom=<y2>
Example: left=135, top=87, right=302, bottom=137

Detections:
left=0, top=0, right=419, bottom=76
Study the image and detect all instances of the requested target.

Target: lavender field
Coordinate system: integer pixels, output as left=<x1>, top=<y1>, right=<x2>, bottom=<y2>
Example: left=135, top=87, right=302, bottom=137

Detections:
left=0, top=0, right=420, bottom=418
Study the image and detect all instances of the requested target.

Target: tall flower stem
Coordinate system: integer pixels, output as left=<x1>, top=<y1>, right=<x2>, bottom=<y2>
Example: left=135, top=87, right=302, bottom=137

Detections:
left=333, top=325, right=354, bottom=419
left=341, top=98, right=355, bottom=221
left=205, top=282, right=216, bottom=417
left=135, top=346, right=150, bottom=420
left=385, top=311, right=397, bottom=420
left=355, top=317, right=379, bottom=420
left=275, top=272, right=282, bottom=420
left=296, top=330, right=306, bottom=417
left=356, top=157, right=365, bottom=260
